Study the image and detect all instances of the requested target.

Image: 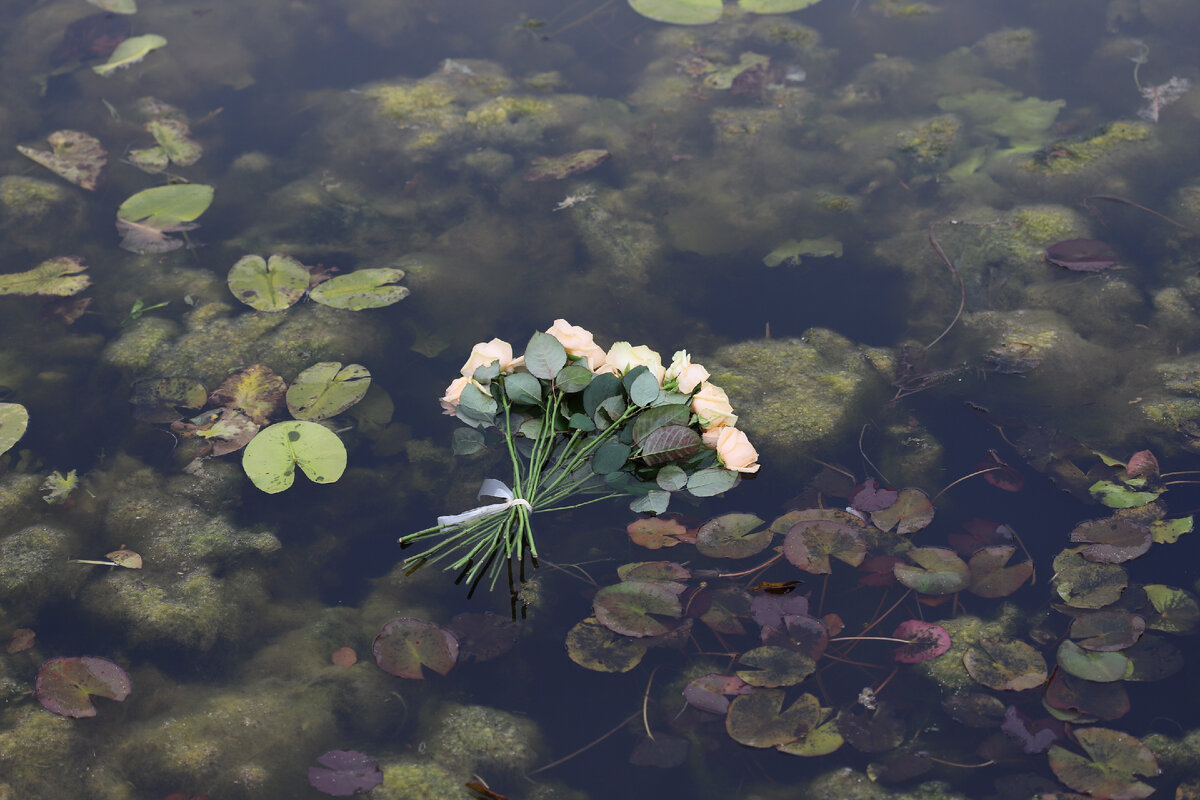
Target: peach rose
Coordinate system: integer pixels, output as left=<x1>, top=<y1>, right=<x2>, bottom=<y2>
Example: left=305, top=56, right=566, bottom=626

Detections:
left=460, top=338, right=524, bottom=379
left=691, top=381, right=737, bottom=430
left=664, top=350, right=710, bottom=395
left=702, top=426, right=760, bottom=473
left=604, top=342, right=665, bottom=383
left=439, top=376, right=485, bottom=415
left=545, top=319, right=607, bottom=370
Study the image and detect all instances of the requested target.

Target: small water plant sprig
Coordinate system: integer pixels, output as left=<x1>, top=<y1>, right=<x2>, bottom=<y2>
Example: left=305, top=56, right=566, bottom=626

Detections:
left=400, top=320, right=758, bottom=590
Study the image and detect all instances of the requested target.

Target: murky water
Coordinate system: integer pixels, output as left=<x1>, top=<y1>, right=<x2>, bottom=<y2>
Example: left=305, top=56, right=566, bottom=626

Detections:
left=3, top=0, right=1200, bottom=798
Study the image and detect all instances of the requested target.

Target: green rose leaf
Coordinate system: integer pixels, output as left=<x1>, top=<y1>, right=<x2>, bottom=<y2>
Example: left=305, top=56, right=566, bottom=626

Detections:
left=655, top=464, right=688, bottom=492
left=227, top=254, right=309, bottom=312
left=309, top=268, right=409, bottom=309
left=286, top=362, right=371, bottom=421
left=241, top=421, right=347, bottom=494
left=593, top=441, right=633, bottom=475
left=687, top=466, right=739, bottom=497
left=451, top=427, right=485, bottom=455
left=630, top=490, right=670, bottom=515
left=555, top=364, right=593, bottom=393
left=639, top=424, right=702, bottom=466
left=502, top=372, right=543, bottom=406
left=524, top=331, right=568, bottom=380
left=0, top=402, right=30, bottom=457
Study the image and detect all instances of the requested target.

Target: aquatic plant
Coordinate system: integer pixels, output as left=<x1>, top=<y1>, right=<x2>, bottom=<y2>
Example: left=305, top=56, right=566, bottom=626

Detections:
left=16, top=130, right=107, bottom=190
left=401, top=322, right=756, bottom=591
left=115, top=184, right=213, bottom=254
left=627, top=0, right=824, bottom=26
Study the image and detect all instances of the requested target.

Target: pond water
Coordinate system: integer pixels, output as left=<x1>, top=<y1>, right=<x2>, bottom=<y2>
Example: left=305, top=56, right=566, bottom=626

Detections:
left=3, top=0, right=1200, bottom=798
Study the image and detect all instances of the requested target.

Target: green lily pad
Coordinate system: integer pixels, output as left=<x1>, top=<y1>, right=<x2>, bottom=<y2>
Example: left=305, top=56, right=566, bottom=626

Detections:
left=962, top=636, right=1047, bottom=691
left=783, top=517, right=867, bottom=574
left=208, top=363, right=286, bottom=426
left=0, top=403, right=30, bottom=457
left=92, top=34, right=167, bottom=76
left=308, top=268, right=408, bottom=310
left=286, top=362, right=371, bottom=421
left=893, top=547, right=969, bottom=595
left=1048, top=728, right=1158, bottom=800
left=616, top=561, right=690, bottom=584
left=1089, top=480, right=1161, bottom=509
left=736, top=645, right=816, bottom=687
left=870, top=488, right=934, bottom=534
left=372, top=617, right=458, bottom=679
left=116, top=183, right=213, bottom=254
left=17, top=130, right=107, bottom=191
left=699, top=586, right=752, bottom=635
left=702, top=52, right=771, bottom=90
left=147, top=119, right=201, bottom=166
left=1122, top=634, right=1183, bottom=682
left=777, top=707, right=843, bottom=756
left=1069, top=610, right=1146, bottom=652
left=726, top=689, right=820, bottom=748
left=127, top=147, right=169, bottom=173
left=696, top=512, right=770, bottom=558
left=1150, top=515, right=1192, bottom=544
left=1051, top=547, right=1129, bottom=609
left=739, top=0, right=823, bottom=11
left=967, top=545, right=1034, bottom=598
left=565, top=616, right=647, bottom=673
left=836, top=704, right=905, bottom=753
left=1056, top=639, right=1131, bottom=683
left=86, top=0, right=137, bottom=12
left=227, top=254, right=309, bottom=312
left=0, top=257, right=90, bottom=297
left=1142, top=584, right=1200, bottom=633
left=593, top=581, right=682, bottom=637
left=35, top=656, right=131, bottom=718
left=628, top=0, right=722, bottom=24
left=1070, top=516, right=1152, bottom=563
left=241, top=420, right=347, bottom=493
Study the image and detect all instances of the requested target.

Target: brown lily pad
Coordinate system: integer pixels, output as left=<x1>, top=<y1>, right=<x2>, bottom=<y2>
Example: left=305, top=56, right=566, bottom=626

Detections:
left=17, top=130, right=107, bottom=191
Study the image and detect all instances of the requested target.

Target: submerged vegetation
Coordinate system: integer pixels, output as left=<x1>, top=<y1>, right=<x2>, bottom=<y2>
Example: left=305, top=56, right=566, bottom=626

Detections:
left=2, top=0, right=1200, bottom=799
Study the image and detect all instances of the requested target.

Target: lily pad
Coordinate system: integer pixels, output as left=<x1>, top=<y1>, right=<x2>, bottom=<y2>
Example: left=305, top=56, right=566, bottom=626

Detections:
left=593, top=581, right=682, bottom=637
left=1150, top=515, right=1192, bottom=544
left=870, top=488, right=934, bottom=534
left=1056, top=639, right=1130, bottom=683
left=0, top=257, right=90, bottom=297
left=92, top=33, right=166, bottom=76
left=627, top=516, right=690, bottom=549
left=617, top=561, right=691, bottom=584
left=308, top=268, right=408, bottom=309
left=726, top=689, right=820, bottom=748
left=683, top=673, right=751, bottom=714
left=308, top=750, right=383, bottom=797
left=967, top=545, right=1034, bottom=598
left=836, top=704, right=905, bottom=753
left=227, top=254, right=309, bottom=312
left=1089, top=480, right=1161, bottom=509
left=146, top=119, right=202, bottom=166
left=1048, top=728, right=1158, bottom=800
left=627, top=0, right=722, bottom=24
left=893, top=547, right=969, bottom=595
left=891, top=620, right=951, bottom=663
left=372, top=617, right=458, bottom=679
left=35, top=656, right=131, bottom=718
left=1069, top=610, right=1146, bottom=652
left=778, top=708, right=843, bottom=756
left=1070, top=516, right=1152, bottom=564
left=208, top=364, right=287, bottom=425
left=1142, top=584, right=1200, bottom=633
left=86, top=0, right=137, bottom=12
left=116, top=183, right=213, bottom=254
left=739, top=0, right=823, bottom=11
left=783, top=517, right=867, bottom=574
left=565, top=616, right=647, bottom=672
left=0, top=403, right=29, bottom=457
left=287, top=362, right=371, bottom=421
left=241, top=420, right=347, bottom=493
left=962, top=636, right=1047, bottom=691
left=1123, top=634, right=1183, bottom=682
left=1044, top=670, right=1130, bottom=721
left=445, top=612, right=520, bottom=663
left=1052, top=547, right=1129, bottom=609
left=523, top=148, right=611, bottom=181
left=696, top=513, right=770, bottom=558
left=17, top=130, right=107, bottom=190
left=172, top=408, right=260, bottom=456
left=736, top=645, right=816, bottom=687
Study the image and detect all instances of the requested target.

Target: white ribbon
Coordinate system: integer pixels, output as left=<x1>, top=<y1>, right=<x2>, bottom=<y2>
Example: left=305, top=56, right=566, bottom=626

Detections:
left=437, top=478, right=531, bottom=526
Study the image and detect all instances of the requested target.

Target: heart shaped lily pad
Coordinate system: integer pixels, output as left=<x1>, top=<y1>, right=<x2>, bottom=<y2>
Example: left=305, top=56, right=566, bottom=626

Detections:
left=372, top=617, right=458, bottom=679
left=35, top=656, right=131, bottom=717
left=227, top=254, right=309, bottom=312
left=241, top=421, right=347, bottom=493
left=286, top=362, right=371, bottom=421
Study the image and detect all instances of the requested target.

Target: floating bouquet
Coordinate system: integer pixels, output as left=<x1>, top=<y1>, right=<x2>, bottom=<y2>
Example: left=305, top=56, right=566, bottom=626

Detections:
left=400, top=320, right=759, bottom=588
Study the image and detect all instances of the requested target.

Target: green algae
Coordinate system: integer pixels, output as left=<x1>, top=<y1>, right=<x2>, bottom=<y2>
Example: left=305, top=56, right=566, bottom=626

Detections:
left=424, top=702, right=544, bottom=776
left=0, top=707, right=85, bottom=798
left=372, top=759, right=467, bottom=800
left=1024, top=121, right=1152, bottom=175
left=0, top=525, right=80, bottom=610
left=897, top=115, right=962, bottom=166
left=911, top=604, right=1024, bottom=692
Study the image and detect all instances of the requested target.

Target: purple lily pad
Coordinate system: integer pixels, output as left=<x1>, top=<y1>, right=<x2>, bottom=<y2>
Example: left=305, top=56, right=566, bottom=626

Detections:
left=891, top=620, right=951, bottom=663
left=1045, top=239, right=1121, bottom=272
left=35, top=656, right=131, bottom=718
left=308, top=750, right=383, bottom=796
